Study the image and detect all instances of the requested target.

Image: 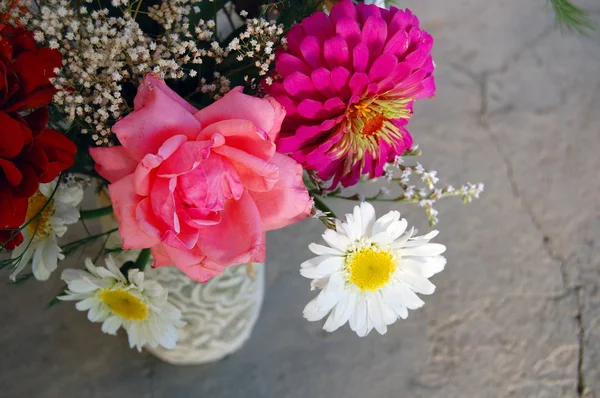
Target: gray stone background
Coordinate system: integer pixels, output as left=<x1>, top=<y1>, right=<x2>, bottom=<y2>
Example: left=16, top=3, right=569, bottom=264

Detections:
left=1, top=0, right=599, bottom=397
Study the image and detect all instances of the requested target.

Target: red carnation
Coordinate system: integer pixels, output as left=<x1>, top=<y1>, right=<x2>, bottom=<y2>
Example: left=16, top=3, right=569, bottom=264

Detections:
left=0, top=26, right=76, bottom=250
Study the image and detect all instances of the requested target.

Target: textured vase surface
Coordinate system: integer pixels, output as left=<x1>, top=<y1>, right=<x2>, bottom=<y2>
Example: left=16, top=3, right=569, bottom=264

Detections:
left=144, top=263, right=265, bottom=365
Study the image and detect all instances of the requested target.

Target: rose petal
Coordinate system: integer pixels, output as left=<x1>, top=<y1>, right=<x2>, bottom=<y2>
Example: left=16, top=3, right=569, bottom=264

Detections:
left=196, top=191, right=266, bottom=266
left=108, top=175, right=160, bottom=249
left=249, top=153, right=311, bottom=231
left=90, top=146, right=138, bottom=183
left=212, top=145, right=279, bottom=193
left=197, top=119, right=275, bottom=161
left=113, top=76, right=201, bottom=161
left=195, top=87, right=285, bottom=142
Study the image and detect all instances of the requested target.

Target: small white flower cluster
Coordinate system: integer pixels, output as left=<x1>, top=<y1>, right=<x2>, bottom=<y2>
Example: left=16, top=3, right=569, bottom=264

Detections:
left=2, top=0, right=291, bottom=144
left=228, top=17, right=285, bottom=77
left=10, top=0, right=199, bottom=145
left=147, top=0, right=196, bottom=32
left=199, top=72, right=231, bottom=100
left=381, top=158, right=484, bottom=225
left=147, top=3, right=227, bottom=63
left=3, top=0, right=238, bottom=145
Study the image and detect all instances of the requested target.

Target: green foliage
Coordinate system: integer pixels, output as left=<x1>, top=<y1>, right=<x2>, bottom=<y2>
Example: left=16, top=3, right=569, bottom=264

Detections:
left=79, top=205, right=114, bottom=220
left=47, top=297, right=62, bottom=308
left=269, top=0, right=325, bottom=31
left=133, top=248, right=152, bottom=271
left=548, top=0, right=595, bottom=34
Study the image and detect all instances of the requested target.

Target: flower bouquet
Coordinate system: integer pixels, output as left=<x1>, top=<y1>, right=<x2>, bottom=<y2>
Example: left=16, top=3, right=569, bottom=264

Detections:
left=1, top=0, right=586, bottom=363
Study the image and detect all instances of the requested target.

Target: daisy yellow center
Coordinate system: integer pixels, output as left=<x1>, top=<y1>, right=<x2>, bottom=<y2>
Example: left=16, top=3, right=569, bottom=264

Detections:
left=100, top=288, right=149, bottom=321
left=346, top=247, right=397, bottom=291
left=26, top=192, right=54, bottom=238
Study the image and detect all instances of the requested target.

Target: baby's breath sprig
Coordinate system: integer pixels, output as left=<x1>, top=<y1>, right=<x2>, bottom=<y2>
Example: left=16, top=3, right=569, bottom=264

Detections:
left=227, top=18, right=284, bottom=78
left=321, top=148, right=484, bottom=226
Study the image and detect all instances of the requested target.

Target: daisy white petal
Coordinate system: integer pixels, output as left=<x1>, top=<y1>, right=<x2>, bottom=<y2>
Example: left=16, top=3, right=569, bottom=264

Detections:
left=420, top=256, right=447, bottom=278
left=303, top=295, right=333, bottom=322
left=315, top=256, right=345, bottom=276
left=322, top=229, right=352, bottom=252
left=301, top=204, right=447, bottom=337
left=102, top=316, right=123, bottom=335
left=393, top=283, right=425, bottom=310
left=399, top=243, right=446, bottom=257
left=301, top=255, right=331, bottom=269
left=308, top=243, right=344, bottom=256
left=367, top=294, right=386, bottom=335
left=358, top=202, right=376, bottom=237
left=372, top=210, right=401, bottom=235
left=75, top=297, right=97, bottom=311
left=396, top=270, right=436, bottom=295
left=328, top=291, right=356, bottom=331
left=387, top=218, right=408, bottom=241
left=390, top=226, right=414, bottom=249
left=300, top=266, right=322, bottom=280
left=349, top=294, right=367, bottom=333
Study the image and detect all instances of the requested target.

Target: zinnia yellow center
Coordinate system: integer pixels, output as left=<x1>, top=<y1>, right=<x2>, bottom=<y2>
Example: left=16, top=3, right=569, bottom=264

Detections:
left=332, top=97, right=413, bottom=172
left=100, top=288, right=149, bottom=321
left=346, top=247, right=397, bottom=291
left=26, top=192, right=54, bottom=238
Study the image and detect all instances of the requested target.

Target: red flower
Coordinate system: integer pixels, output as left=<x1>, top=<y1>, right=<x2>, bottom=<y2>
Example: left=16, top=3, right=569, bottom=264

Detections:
left=0, top=26, right=76, bottom=249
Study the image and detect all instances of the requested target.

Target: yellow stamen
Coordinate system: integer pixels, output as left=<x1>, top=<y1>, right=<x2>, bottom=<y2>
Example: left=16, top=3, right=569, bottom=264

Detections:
left=330, top=97, right=414, bottom=174
left=26, top=192, right=54, bottom=238
left=346, top=246, right=396, bottom=291
left=100, top=288, right=149, bottom=321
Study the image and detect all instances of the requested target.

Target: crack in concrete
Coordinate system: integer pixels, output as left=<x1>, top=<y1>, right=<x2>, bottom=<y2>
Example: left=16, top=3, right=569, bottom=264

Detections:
left=575, top=287, right=585, bottom=397
left=480, top=89, right=588, bottom=398
left=448, top=25, right=588, bottom=393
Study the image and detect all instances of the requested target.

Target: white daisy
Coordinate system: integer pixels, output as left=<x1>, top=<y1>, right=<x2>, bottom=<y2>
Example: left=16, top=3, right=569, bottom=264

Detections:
left=301, top=202, right=446, bottom=337
left=58, top=256, right=186, bottom=351
left=10, top=178, right=84, bottom=281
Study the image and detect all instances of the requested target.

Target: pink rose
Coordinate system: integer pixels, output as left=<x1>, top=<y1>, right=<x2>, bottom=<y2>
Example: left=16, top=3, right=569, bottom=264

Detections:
left=90, top=74, right=312, bottom=282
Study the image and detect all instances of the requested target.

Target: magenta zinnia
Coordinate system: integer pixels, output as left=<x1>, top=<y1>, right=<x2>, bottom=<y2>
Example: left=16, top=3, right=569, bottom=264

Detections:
left=264, top=0, right=435, bottom=188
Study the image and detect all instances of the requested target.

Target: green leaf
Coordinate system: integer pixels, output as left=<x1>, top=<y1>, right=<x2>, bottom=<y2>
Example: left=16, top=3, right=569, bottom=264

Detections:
left=47, top=297, right=62, bottom=308
left=548, top=0, right=595, bottom=35
left=79, top=205, right=113, bottom=220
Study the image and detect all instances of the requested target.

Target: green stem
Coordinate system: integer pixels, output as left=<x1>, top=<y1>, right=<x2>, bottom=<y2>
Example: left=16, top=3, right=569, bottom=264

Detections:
left=134, top=248, right=152, bottom=271
left=79, top=205, right=113, bottom=220
left=133, top=0, right=144, bottom=20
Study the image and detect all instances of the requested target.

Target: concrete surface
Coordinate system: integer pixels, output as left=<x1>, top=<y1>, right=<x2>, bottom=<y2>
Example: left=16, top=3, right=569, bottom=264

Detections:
left=1, top=0, right=599, bottom=397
